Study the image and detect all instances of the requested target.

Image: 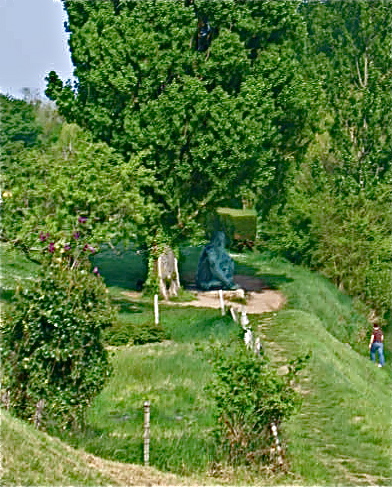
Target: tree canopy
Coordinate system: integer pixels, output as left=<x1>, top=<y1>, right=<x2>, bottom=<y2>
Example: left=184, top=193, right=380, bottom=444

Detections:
left=1, top=121, right=147, bottom=262
left=46, top=0, right=315, bottom=244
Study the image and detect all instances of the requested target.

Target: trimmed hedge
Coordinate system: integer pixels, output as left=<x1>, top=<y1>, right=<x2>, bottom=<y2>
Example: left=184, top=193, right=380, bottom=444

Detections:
left=208, top=207, right=257, bottom=251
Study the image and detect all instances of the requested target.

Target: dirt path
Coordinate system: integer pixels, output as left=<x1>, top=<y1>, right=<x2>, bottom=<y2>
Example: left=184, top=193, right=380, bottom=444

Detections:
left=122, top=275, right=285, bottom=314
left=174, top=288, right=285, bottom=314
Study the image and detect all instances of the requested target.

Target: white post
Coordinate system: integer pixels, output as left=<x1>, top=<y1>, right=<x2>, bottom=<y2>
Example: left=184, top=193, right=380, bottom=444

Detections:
left=244, top=328, right=253, bottom=350
left=154, top=294, right=159, bottom=325
left=230, top=306, right=239, bottom=323
left=240, top=307, right=249, bottom=329
left=143, top=401, right=150, bottom=466
left=271, top=422, right=283, bottom=466
left=219, top=289, right=225, bottom=316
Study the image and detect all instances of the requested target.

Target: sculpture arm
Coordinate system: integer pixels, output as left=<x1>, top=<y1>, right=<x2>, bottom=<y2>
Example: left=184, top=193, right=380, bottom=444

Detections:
left=207, top=251, right=233, bottom=287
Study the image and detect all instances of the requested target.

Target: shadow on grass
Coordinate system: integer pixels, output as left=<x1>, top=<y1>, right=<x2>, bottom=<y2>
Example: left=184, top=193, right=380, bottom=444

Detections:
left=92, top=246, right=293, bottom=294
left=91, top=247, right=147, bottom=291
left=110, top=295, right=150, bottom=314
left=0, top=288, right=15, bottom=303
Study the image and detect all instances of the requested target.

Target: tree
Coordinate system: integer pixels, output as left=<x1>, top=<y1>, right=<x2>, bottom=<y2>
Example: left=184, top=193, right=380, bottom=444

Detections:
left=301, top=0, right=392, bottom=187
left=0, top=94, right=42, bottom=150
left=46, top=0, right=315, bottom=246
left=1, top=123, right=147, bottom=262
left=260, top=1, right=392, bottom=318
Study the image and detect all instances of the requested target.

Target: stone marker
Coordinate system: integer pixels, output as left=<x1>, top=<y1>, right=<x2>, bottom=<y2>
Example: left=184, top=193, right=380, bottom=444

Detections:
left=157, top=248, right=180, bottom=300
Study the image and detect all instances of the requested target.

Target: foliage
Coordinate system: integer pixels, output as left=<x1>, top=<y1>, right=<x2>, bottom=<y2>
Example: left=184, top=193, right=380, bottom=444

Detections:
left=0, top=94, right=42, bottom=151
left=259, top=158, right=392, bottom=320
left=207, top=207, right=257, bottom=251
left=1, top=123, right=147, bottom=261
left=46, top=0, right=315, bottom=245
left=207, top=339, right=303, bottom=467
left=103, top=317, right=169, bottom=346
left=2, top=261, right=116, bottom=429
left=301, top=0, right=392, bottom=186
left=259, top=1, right=392, bottom=319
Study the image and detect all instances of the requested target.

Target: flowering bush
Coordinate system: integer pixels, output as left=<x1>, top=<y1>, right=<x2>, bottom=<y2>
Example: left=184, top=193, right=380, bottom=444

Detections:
left=2, top=261, right=116, bottom=429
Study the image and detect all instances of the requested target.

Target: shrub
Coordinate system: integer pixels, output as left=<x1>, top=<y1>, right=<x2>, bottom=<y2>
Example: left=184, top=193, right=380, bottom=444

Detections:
left=103, top=318, right=169, bottom=346
left=207, top=208, right=257, bottom=251
left=2, top=262, right=116, bottom=429
left=207, top=340, right=304, bottom=468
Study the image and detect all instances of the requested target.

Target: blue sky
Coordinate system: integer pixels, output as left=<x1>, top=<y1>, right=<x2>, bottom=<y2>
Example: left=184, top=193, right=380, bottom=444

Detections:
left=0, top=0, right=74, bottom=99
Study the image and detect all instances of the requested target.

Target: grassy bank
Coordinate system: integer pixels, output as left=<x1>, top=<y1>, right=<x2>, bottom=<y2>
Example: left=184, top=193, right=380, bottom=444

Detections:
left=1, top=244, right=391, bottom=485
left=1, top=409, right=194, bottom=486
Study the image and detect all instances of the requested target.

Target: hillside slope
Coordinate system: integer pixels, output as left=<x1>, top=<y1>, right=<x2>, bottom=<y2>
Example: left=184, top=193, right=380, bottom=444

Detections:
left=236, top=252, right=392, bottom=486
left=2, top=246, right=391, bottom=485
left=1, top=409, right=194, bottom=486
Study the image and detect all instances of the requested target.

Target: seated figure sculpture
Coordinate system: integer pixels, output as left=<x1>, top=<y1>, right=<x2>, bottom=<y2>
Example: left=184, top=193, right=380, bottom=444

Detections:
left=196, top=231, right=239, bottom=290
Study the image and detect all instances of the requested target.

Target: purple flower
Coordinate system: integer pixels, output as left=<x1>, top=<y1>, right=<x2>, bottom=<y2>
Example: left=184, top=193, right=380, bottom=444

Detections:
left=83, top=244, right=96, bottom=253
left=48, top=242, right=55, bottom=253
left=73, top=232, right=80, bottom=240
left=93, top=266, right=100, bottom=275
left=64, top=244, right=71, bottom=251
left=78, top=216, right=88, bottom=224
left=39, top=232, right=50, bottom=242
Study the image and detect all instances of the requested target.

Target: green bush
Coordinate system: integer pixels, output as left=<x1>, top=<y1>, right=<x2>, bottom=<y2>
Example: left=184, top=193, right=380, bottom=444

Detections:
left=207, top=340, right=304, bottom=468
left=103, top=318, right=169, bottom=346
left=2, top=263, right=116, bottom=429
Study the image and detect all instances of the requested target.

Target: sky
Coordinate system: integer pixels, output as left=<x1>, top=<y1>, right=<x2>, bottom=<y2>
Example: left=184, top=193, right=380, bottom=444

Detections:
left=0, top=0, right=74, bottom=99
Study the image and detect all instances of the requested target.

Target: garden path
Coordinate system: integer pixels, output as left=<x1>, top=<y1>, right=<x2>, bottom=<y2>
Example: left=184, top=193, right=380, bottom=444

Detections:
left=170, top=274, right=285, bottom=314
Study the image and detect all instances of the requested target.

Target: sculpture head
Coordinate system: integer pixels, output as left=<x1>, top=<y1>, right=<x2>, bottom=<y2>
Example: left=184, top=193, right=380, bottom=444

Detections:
left=211, top=231, right=226, bottom=249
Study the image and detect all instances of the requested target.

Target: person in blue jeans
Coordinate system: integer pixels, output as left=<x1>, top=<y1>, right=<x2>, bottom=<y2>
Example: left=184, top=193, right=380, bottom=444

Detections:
left=369, top=323, right=385, bottom=367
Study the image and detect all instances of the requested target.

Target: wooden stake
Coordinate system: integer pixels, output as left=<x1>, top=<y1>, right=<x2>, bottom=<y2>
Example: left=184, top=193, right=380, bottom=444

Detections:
left=271, top=422, right=283, bottom=466
left=154, top=294, right=159, bottom=325
left=33, top=399, right=45, bottom=428
left=143, top=401, right=150, bottom=466
left=219, top=289, right=225, bottom=316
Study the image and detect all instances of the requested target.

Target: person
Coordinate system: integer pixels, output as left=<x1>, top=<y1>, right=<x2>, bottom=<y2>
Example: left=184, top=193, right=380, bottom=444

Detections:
left=196, top=231, right=239, bottom=290
left=369, top=323, right=385, bottom=367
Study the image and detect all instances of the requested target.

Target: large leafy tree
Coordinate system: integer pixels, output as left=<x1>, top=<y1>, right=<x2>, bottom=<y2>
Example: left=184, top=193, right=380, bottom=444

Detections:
left=1, top=123, right=147, bottom=263
left=260, top=1, right=392, bottom=318
left=302, top=0, right=392, bottom=188
left=46, top=0, right=315, bottom=245
left=0, top=94, right=42, bottom=150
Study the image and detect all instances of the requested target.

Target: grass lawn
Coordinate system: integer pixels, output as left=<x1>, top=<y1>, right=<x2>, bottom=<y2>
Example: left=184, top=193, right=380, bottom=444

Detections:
left=59, top=309, right=240, bottom=477
left=1, top=243, right=391, bottom=485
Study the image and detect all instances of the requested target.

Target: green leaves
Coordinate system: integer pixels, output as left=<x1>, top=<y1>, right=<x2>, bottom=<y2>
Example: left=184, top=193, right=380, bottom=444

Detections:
left=46, top=1, right=312, bottom=245
left=207, top=339, right=303, bottom=466
left=2, top=264, right=116, bottom=429
left=1, top=123, right=147, bottom=260
left=0, top=95, right=42, bottom=150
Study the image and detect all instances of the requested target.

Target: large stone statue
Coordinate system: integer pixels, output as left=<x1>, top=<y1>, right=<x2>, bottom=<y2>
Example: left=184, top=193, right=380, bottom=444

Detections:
left=196, top=231, right=239, bottom=290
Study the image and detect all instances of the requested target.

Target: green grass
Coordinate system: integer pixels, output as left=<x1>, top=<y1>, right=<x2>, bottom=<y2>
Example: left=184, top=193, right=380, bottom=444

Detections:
left=257, top=310, right=392, bottom=485
left=2, top=243, right=391, bottom=485
left=65, top=342, right=216, bottom=476
left=1, top=409, right=193, bottom=486
left=234, top=252, right=370, bottom=348
left=60, top=311, right=240, bottom=477
left=1, top=409, right=117, bottom=486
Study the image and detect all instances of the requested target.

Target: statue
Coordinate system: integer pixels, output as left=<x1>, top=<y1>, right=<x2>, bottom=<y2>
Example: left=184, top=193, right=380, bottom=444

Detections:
left=196, top=231, right=239, bottom=290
